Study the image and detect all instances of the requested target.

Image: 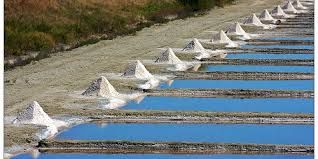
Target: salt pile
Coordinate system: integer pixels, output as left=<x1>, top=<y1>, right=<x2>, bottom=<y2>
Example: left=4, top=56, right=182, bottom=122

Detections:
left=155, top=48, right=190, bottom=71
left=82, top=76, right=120, bottom=98
left=210, top=30, right=238, bottom=47
left=259, top=9, right=277, bottom=23
left=12, top=101, right=54, bottom=126
left=225, top=22, right=251, bottom=40
left=12, top=101, right=61, bottom=140
left=292, top=0, right=307, bottom=10
left=122, top=60, right=154, bottom=80
left=243, top=14, right=272, bottom=29
left=282, top=1, right=298, bottom=13
left=155, top=48, right=183, bottom=64
left=182, top=38, right=205, bottom=53
left=271, top=5, right=291, bottom=18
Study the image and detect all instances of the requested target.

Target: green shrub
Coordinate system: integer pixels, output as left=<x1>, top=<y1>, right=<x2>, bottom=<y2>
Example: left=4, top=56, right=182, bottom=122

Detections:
left=22, top=31, right=55, bottom=51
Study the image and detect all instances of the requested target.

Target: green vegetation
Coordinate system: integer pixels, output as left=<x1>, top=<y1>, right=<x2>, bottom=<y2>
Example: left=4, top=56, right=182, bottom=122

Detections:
left=5, top=0, right=234, bottom=58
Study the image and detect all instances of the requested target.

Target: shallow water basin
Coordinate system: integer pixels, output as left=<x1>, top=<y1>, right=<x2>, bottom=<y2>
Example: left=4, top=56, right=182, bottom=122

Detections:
left=57, top=123, right=313, bottom=145
left=161, top=80, right=313, bottom=90
left=123, top=97, right=313, bottom=113
left=205, top=65, right=313, bottom=73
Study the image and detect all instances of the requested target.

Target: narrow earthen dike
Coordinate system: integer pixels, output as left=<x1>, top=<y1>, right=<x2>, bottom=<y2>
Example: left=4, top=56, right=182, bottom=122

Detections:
left=38, top=140, right=314, bottom=154
left=173, top=72, right=313, bottom=80
left=84, top=109, right=313, bottom=125
left=146, top=89, right=313, bottom=98
left=201, top=59, right=313, bottom=66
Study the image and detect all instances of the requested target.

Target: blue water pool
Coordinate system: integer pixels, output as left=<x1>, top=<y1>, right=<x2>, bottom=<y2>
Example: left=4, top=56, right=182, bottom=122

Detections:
left=161, top=80, right=313, bottom=90
left=57, top=123, right=313, bottom=145
left=205, top=65, right=313, bottom=73
left=123, top=97, right=313, bottom=113
left=258, top=37, right=314, bottom=41
left=241, top=45, right=313, bottom=50
left=227, top=54, right=314, bottom=59
left=12, top=153, right=314, bottom=159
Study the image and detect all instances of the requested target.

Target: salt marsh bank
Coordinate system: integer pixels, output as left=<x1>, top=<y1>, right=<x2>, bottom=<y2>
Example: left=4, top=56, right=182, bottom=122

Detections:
left=4, top=0, right=314, bottom=158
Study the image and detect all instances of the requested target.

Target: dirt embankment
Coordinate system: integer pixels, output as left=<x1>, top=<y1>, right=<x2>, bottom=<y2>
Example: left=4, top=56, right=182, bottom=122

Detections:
left=38, top=140, right=314, bottom=154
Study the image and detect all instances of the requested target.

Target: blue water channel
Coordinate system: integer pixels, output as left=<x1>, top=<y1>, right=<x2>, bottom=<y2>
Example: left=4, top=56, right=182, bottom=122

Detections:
left=57, top=123, right=313, bottom=145
left=227, top=53, right=314, bottom=59
left=161, top=80, right=313, bottom=90
left=123, top=97, right=313, bottom=113
left=12, top=153, right=314, bottom=159
left=205, top=65, right=314, bottom=73
left=241, top=45, right=313, bottom=50
left=257, top=37, right=314, bottom=41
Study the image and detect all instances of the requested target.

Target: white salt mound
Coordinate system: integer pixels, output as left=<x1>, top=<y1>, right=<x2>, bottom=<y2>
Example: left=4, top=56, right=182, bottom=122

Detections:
left=82, top=76, right=120, bottom=97
left=122, top=60, right=154, bottom=80
left=293, top=0, right=307, bottom=9
left=225, top=22, right=251, bottom=40
left=244, top=14, right=264, bottom=26
left=259, top=9, right=277, bottom=23
left=155, top=48, right=183, bottom=64
left=182, top=38, right=205, bottom=53
left=271, top=5, right=290, bottom=18
left=156, top=48, right=190, bottom=71
left=282, top=1, right=298, bottom=13
left=12, top=101, right=54, bottom=126
left=210, top=30, right=238, bottom=47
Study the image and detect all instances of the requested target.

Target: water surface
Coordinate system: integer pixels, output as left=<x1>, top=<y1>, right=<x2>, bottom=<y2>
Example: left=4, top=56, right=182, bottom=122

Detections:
left=12, top=153, right=314, bottom=159
left=205, top=65, right=313, bottom=73
left=227, top=54, right=313, bottom=59
left=257, top=37, right=314, bottom=41
left=241, top=45, right=313, bottom=50
left=57, top=123, right=314, bottom=145
left=161, top=80, right=313, bottom=90
left=124, top=97, right=313, bottom=113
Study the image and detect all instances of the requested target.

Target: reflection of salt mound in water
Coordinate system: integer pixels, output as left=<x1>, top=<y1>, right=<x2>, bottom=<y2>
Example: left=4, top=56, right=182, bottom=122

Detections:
left=155, top=48, right=190, bottom=71
left=12, top=101, right=54, bottom=126
left=122, top=60, right=154, bottom=80
left=182, top=38, right=205, bottom=52
left=225, top=22, right=251, bottom=40
left=293, top=0, right=307, bottom=10
left=210, top=30, right=238, bottom=47
left=82, top=76, right=120, bottom=98
left=282, top=1, right=298, bottom=13
left=195, top=49, right=227, bottom=60
left=138, top=78, right=160, bottom=90
left=271, top=5, right=291, bottom=18
left=259, top=9, right=277, bottom=23
left=155, top=48, right=183, bottom=64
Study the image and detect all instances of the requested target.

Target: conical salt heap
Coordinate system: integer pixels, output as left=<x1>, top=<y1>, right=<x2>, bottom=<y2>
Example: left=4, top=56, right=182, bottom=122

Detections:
left=225, top=22, right=251, bottom=40
left=210, top=30, right=234, bottom=44
left=293, top=0, right=307, bottom=10
left=271, top=5, right=289, bottom=17
left=259, top=9, right=277, bottom=22
left=243, top=14, right=265, bottom=27
left=12, top=101, right=54, bottom=126
left=182, top=38, right=205, bottom=52
left=282, top=1, right=298, bottom=13
left=82, top=76, right=120, bottom=97
left=122, top=60, right=154, bottom=80
left=155, top=48, right=183, bottom=64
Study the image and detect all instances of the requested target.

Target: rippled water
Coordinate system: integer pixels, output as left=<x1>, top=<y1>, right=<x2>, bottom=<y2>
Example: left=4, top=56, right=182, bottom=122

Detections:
left=57, top=123, right=314, bottom=145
